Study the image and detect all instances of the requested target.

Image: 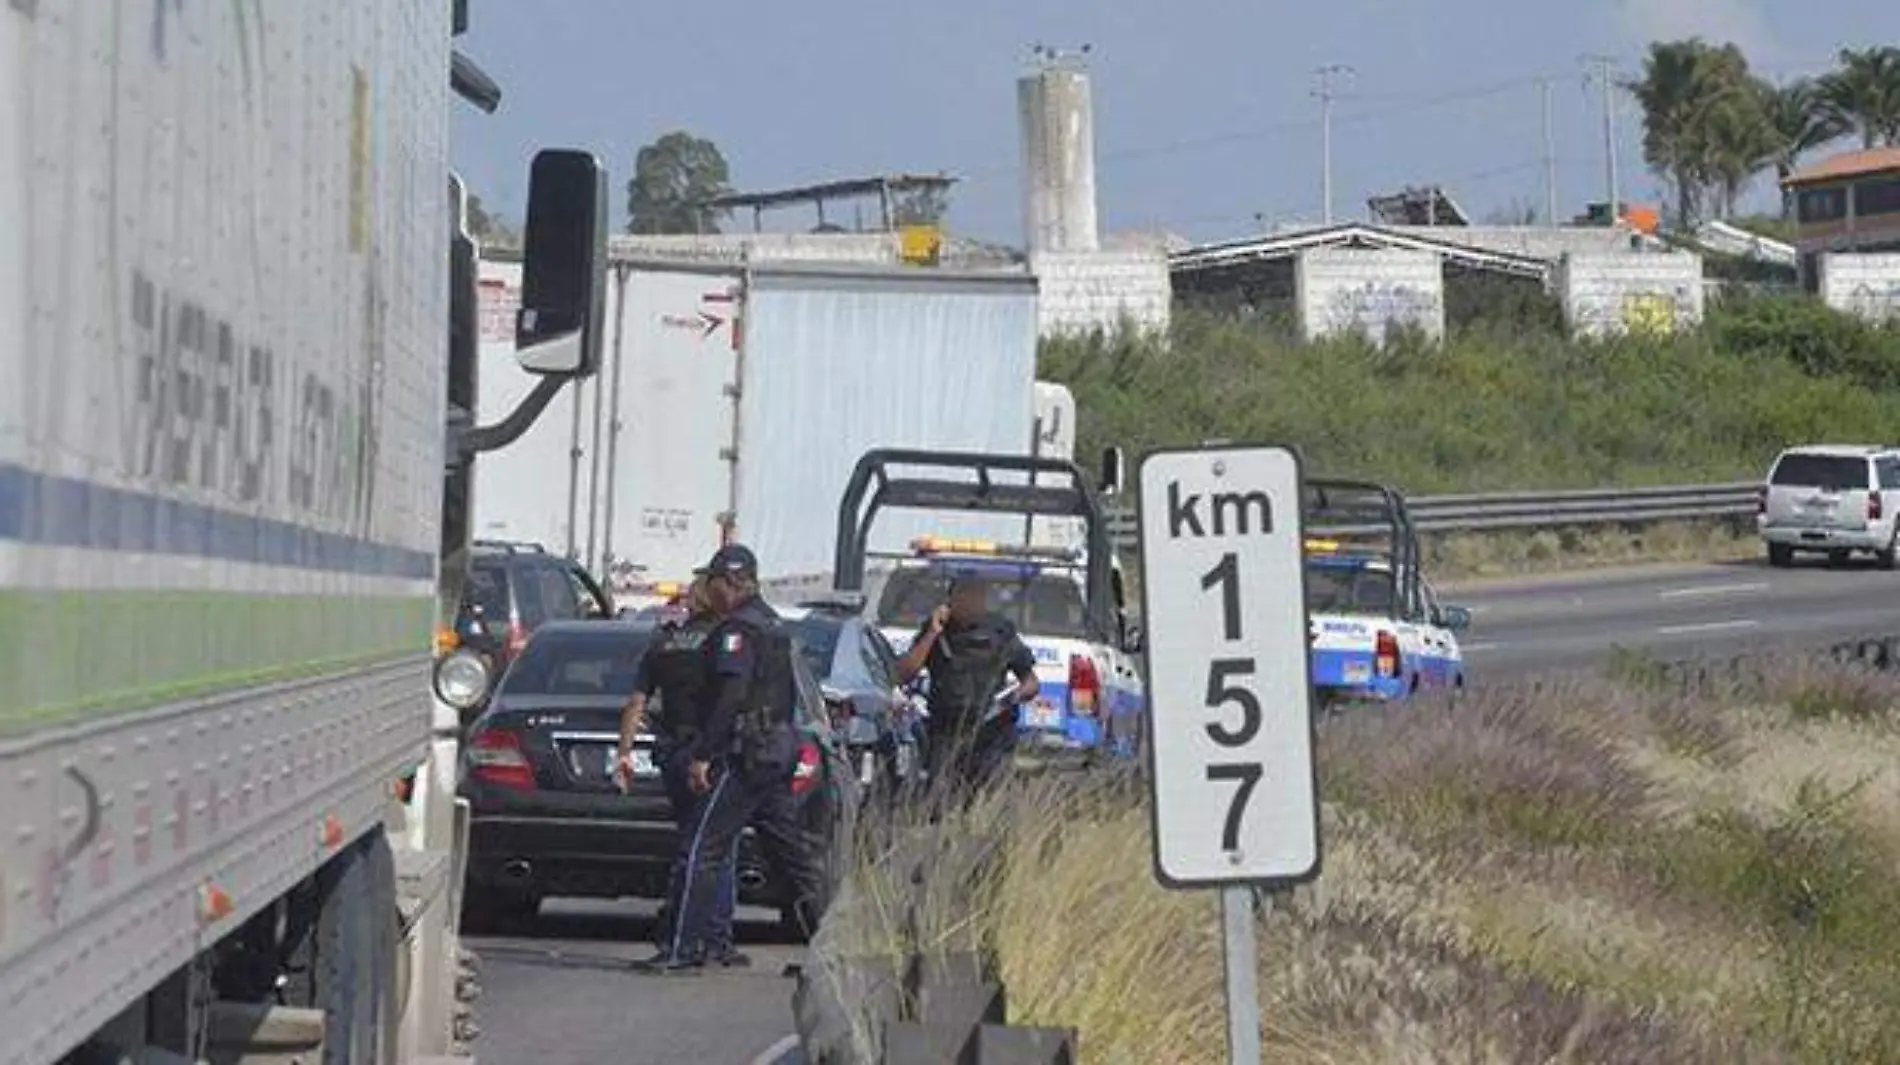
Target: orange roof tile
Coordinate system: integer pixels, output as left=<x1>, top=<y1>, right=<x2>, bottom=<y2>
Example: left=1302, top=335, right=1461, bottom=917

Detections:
left=1783, top=147, right=1900, bottom=187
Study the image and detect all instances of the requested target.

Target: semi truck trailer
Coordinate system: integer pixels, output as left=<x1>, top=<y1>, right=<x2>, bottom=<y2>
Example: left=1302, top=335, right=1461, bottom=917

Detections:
left=0, top=2, right=607, bottom=1062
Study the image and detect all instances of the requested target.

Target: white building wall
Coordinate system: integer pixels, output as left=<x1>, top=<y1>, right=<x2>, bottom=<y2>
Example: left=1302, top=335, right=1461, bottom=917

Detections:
left=1032, top=249, right=1170, bottom=337
left=1818, top=253, right=1900, bottom=323
left=1295, top=249, right=1445, bottom=344
left=1556, top=252, right=1705, bottom=339
left=608, top=231, right=900, bottom=265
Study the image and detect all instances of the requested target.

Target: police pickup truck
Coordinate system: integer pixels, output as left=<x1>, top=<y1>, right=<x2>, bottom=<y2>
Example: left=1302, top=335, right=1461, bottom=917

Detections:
left=1299, top=477, right=1473, bottom=706
left=874, top=536, right=1144, bottom=758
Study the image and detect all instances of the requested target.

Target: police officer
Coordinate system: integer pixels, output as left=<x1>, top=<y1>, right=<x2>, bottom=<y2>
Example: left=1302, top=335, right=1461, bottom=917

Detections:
left=634, top=544, right=831, bottom=974
left=615, top=578, right=746, bottom=969
left=893, top=571, right=1040, bottom=795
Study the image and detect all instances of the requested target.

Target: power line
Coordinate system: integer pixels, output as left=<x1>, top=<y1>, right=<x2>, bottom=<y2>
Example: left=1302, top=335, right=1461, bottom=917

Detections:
left=1582, top=54, right=1622, bottom=217
left=1313, top=64, right=1356, bottom=224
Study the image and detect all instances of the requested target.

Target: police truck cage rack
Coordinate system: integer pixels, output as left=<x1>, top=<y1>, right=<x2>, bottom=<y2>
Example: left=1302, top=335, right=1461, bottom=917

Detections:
left=832, top=448, right=1118, bottom=641
left=1302, top=477, right=1425, bottom=622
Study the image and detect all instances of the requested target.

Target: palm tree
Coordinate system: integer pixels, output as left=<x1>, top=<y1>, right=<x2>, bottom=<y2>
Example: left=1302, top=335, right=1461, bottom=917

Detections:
left=1820, top=46, right=1900, bottom=148
left=1758, top=77, right=1851, bottom=216
left=1626, top=39, right=1759, bottom=225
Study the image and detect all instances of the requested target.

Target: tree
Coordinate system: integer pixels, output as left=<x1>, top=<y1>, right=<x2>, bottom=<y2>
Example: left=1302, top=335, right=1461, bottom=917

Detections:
left=1757, top=78, right=1850, bottom=215
left=1820, top=46, right=1900, bottom=148
left=890, top=184, right=951, bottom=227
left=1626, top=39, right=1762, bottom=225
left=465, top=193, right=519, bottom=246
left=625, top=130, right=734, bottom=235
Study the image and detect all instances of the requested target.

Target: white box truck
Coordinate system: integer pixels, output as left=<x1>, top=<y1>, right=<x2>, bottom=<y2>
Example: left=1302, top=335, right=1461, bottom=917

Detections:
left=0, top=3, right=609, bottom=1061
left=474, top=256, right=1046, bottom=598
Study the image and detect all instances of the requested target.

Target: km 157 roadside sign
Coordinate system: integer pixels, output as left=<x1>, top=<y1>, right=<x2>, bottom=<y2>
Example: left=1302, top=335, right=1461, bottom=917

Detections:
left=1136, top=443, right=1321, bottom=888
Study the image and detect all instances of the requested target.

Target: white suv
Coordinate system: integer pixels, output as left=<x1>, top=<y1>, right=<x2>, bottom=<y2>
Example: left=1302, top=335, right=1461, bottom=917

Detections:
left=1757, top=444, right=1900, bottom=568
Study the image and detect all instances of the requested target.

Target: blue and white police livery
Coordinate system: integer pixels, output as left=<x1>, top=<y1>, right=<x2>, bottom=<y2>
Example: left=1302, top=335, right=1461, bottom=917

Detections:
left=876, top=537, right=1144, bottom=760
left=1303, top=540, right=1468, bottom=703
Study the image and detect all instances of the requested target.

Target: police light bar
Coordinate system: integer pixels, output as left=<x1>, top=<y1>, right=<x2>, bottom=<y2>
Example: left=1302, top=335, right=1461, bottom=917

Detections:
left=908, top=536, right=1080, bottom=562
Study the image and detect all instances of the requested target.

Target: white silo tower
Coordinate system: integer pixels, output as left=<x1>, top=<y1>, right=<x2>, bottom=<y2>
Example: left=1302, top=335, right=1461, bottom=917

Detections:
left=1018, top=45, right=1101, bottom=254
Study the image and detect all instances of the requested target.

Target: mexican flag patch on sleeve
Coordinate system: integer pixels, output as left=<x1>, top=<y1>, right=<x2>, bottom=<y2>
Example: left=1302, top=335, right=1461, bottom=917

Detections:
left=721, top=632, right=744, bottom=654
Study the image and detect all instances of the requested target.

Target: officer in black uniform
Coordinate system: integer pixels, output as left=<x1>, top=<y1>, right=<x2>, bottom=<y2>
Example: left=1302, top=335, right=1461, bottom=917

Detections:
left=894, top=570, right=1040, bottom=796
left=615, top=579, right=745, bottom=968
left=634, top=543, right=831, bottom=974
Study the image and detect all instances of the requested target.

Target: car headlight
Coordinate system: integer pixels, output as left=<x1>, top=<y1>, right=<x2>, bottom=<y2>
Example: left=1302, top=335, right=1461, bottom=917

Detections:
left=433, top=649, right=492, bottom=711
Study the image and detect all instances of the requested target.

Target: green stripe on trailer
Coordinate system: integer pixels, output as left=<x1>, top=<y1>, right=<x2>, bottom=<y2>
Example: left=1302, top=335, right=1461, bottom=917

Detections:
left=0, top=591, right=434, bottom=738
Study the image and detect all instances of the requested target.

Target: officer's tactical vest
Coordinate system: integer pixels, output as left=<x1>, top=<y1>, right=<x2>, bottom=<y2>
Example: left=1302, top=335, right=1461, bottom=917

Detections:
left=648, top=618, right=712, bottom=741
left=930, top=619, right=1016, bottom=725
left=732, top=608, right=798, bottom=764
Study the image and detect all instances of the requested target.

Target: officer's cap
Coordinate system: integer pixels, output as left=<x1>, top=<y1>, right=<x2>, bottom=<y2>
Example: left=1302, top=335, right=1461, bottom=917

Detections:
left=694, top=542, right=759, bottom=581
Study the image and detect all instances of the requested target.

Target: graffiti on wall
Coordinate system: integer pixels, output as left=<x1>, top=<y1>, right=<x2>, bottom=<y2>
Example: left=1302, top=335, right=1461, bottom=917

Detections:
left=1842, top=281, right=1900, bottom=324
left=1570, top=283, right=1697, bottom=338
left=1322, top=280, right=1442, bottom=344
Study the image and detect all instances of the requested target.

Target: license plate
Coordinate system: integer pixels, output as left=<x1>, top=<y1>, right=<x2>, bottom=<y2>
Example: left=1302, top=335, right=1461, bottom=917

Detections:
left=1343, top=662, right=1371, bottom=684
left=1022, top=701, right=1062, bottom=730
left=585, top=745, right=656, bottom=779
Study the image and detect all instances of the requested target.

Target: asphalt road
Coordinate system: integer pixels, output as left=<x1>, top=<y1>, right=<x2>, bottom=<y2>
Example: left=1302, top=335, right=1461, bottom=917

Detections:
left=465, top=898, right=803, bottom=1065
left=1451, top=555, right=1900, bottom=675
left=466, top=554, right=1900, bottom=1063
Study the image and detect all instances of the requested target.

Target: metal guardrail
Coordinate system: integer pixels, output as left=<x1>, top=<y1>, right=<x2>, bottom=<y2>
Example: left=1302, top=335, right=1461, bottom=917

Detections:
left=1103, top=481, right=1758, bottom=546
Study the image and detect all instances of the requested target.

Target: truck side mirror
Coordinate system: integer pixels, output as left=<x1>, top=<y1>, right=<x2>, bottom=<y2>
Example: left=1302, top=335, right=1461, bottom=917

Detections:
left=1100, top=445, right=1125, bottom=496
left=516, top=149, right=608, bottom=377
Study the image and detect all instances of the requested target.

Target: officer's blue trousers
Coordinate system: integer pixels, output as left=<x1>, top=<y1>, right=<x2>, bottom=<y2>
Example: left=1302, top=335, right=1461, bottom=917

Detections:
left=657, top=744, right=737, bottom=959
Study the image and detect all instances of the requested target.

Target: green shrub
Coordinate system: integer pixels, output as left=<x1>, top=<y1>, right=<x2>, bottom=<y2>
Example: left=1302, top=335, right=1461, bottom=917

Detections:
left=1043, top=298, right=1900, bottom=494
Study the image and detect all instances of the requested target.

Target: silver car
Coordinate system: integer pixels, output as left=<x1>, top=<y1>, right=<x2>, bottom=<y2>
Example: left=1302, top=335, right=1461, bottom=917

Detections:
left=1757, top=444, right=1900, bottom=568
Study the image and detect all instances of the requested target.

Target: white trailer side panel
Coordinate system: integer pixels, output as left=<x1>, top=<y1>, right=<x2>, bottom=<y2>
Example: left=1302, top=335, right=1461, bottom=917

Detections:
left=0, top=2, right=445, bottom=1059
left=474, top=258, right=586, bottom=553
left=736, top=267, right=1040, bottom=581
left=594, top=263, right=743, bottom=585
left=1028, top=381, right=1084, bottom=552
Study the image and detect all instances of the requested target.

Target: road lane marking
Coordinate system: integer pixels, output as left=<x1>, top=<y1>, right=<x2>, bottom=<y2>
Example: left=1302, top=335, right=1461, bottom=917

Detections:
left=1657, top=582, right=1769, bottom=600
left=1655, top=619, right=1759, bottom=636
left=1460, top=641, right=1501, bottom=652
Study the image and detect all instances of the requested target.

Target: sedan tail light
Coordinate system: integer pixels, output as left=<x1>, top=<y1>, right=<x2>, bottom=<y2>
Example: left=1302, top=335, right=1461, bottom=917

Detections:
left=1868, top=491, right=1883, bottom=522
left=468, top=727, right=535, bottom=791
left=789, top=740, right=823, bottom=797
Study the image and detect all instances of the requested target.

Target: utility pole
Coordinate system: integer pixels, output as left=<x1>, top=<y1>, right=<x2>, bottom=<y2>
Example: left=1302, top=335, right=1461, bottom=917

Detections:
left=1582, top=54, right=1620, bottom=224
left=1538, top=76, right=1559, bottom=226
left=1313, top=63, right=1354, bottom=225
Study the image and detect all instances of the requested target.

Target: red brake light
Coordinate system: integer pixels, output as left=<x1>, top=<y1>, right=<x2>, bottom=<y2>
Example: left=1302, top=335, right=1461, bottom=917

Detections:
left=468, top=728, right=535, bottom=791
left=1868, top=491, right=1882, bottom=521
left=789, top=740, right=822, bottom=796
left=1374, top=631, right=1400, bottom=679
left=1067, top=654, right=1100, bottom=717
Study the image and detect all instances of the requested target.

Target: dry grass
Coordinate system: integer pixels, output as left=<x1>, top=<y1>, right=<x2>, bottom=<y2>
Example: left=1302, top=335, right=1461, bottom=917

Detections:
left=813, top=652, right=1900, bottom=1064
left=1425, top=519, right=1758, bottom=581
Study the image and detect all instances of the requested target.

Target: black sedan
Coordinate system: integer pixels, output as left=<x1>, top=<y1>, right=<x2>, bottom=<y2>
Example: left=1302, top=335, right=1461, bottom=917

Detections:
left=456, top=618, right=857, bottom=937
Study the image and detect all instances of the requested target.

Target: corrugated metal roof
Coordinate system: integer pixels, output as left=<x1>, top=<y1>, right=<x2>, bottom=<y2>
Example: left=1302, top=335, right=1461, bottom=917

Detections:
left=1783, top=147, right=1900, bottom=187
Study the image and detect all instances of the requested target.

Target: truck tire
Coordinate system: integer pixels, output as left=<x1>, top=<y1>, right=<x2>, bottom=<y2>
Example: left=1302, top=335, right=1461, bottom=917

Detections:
left=283, top=833, right=402, bottom=1065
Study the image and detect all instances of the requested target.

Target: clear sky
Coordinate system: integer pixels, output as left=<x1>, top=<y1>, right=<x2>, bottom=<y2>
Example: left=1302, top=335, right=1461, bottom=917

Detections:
left=450, top=0, right=1899, bottom=245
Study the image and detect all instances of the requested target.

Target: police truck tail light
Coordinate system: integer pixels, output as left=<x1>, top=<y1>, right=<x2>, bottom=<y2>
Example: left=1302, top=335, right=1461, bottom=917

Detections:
left=1868, top=491, right=1883, bottom=522
left=1067, top=654, right=1100, bottom=717
left=468, top=728, right=535, bottom=791
left=789, top=740, right=823, bottom=797
left=1374, top=631, right=1401, bottom=680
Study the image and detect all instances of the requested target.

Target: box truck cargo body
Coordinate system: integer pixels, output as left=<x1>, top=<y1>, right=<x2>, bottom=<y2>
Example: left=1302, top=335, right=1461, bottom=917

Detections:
left=475, top=256, right=1043, bottom=591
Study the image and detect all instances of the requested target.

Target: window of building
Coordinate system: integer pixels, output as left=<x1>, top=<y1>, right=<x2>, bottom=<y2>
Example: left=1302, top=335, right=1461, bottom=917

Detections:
left=1855, top=176, right=1900, bottom=217
left=1797, top=186, right=1848, bottom=223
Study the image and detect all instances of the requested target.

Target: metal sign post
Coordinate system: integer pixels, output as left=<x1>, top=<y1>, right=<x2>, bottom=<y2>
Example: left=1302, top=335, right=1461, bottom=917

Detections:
left=1134, top=443, right=1323, bottom=1065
